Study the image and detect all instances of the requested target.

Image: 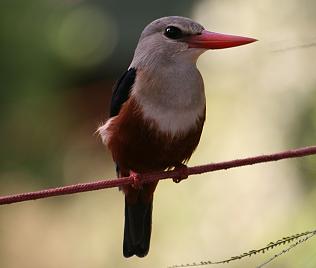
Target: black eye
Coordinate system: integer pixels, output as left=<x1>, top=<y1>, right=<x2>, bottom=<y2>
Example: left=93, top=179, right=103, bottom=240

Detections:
left=164, top=26, right=183, bottom=39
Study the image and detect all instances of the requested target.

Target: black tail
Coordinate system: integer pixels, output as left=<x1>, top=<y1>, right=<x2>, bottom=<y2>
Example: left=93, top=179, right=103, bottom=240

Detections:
left=123, top=198, right=153, bottom=258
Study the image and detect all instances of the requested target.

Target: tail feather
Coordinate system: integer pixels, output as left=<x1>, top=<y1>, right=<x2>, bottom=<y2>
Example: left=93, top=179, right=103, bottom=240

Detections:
left=123, top=198, right=153, bottom=258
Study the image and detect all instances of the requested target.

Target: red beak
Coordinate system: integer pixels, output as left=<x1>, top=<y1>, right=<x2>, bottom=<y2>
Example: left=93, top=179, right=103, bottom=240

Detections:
left=187, top=30, right=257, bottom=49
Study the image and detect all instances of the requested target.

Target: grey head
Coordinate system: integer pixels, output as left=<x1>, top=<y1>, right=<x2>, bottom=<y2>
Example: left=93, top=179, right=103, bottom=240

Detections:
left=129, top=16, right=206, bottom=69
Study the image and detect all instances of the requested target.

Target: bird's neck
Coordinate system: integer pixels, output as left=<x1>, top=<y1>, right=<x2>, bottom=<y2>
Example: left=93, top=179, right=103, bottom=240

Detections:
left=130, top=62, right=206, bottom=136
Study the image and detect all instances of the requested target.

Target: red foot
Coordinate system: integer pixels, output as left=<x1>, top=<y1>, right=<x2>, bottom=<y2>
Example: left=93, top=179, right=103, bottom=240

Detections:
left=130, top=171, right=143, bottom=189
left=172, top=164, right=189, bottom=183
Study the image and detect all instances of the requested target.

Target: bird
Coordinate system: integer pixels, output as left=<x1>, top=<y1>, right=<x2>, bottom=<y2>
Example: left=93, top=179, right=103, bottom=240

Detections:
left=98, top=16, right=256, bottom=258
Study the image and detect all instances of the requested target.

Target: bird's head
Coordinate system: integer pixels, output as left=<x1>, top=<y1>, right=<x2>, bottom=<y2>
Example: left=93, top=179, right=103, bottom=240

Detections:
left=130, top=16, right=257, bottom=68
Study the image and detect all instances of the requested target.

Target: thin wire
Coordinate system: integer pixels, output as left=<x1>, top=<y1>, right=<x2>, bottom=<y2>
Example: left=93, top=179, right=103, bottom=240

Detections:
left=271, top=42, right=316, bottom=53
left=1, top=145, right=316, bottom=205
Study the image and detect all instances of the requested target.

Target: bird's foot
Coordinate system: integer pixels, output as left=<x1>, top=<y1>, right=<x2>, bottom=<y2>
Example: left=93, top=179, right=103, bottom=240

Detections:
left=172, top=164, right=189, bottom=183
left=130, top=171, right=143, bottom=189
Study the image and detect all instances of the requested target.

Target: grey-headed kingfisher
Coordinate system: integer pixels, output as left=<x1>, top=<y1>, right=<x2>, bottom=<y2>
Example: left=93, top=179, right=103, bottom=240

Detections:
left=98, top=16, right=256, bottom=258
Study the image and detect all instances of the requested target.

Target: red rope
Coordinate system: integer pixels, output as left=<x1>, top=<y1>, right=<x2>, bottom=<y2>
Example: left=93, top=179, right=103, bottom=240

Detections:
left=1, top=145, right=316, bottom=205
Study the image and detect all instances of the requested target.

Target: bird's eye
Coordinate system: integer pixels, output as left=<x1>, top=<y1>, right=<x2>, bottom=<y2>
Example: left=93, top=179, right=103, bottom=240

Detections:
left=164, top=26, right=183, bottom=39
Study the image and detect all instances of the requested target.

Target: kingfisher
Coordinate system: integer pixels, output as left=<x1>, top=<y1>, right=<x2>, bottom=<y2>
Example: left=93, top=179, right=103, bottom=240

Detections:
left=98, top=16, right=256, bottom=258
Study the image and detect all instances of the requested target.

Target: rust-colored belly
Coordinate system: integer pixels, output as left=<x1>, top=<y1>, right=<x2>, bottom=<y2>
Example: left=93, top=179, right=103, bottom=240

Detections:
left=107, top=98, right=205, bottom=173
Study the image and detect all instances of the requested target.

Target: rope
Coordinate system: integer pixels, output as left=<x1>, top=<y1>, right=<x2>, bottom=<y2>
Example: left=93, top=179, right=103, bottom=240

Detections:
left=1, top=145, right=316, bottom=205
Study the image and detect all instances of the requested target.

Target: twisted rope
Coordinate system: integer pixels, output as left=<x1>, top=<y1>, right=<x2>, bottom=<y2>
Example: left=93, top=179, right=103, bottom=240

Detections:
left=1, top=145, right=316, bottom=205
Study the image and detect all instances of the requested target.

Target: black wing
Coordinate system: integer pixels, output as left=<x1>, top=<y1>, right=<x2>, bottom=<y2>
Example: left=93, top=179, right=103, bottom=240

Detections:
left=110, top=67, right=136, bottom=117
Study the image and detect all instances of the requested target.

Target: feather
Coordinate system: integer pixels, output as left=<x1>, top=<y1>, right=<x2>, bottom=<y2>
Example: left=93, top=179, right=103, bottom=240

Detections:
left=110, top=67, right=136, bottom=117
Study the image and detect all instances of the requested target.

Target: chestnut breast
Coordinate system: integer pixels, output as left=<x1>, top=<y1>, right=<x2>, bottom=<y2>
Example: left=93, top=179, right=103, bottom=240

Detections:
left=106, top=98, right=205, bottom=173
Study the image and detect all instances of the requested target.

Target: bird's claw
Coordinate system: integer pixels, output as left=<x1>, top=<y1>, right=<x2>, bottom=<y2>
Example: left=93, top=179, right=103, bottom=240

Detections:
left=172, top=164, right=189, bottom=183
left=130, top=171, right=143, bottom=189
